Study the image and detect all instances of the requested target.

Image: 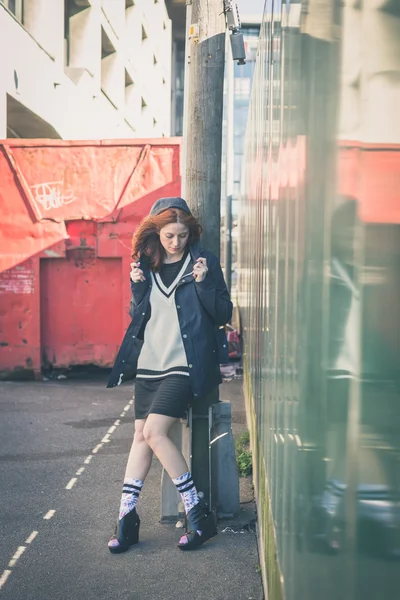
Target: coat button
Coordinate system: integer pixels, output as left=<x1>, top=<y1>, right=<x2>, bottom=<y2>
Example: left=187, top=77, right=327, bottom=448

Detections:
left=182, top=279, right=185, bottom=283
left=223, top=344, right=226, bottom=348
left=142, top=312, right=145, bottom=315
left=177, top=305, right=180, bottom=309
left=189, top=364, right=193, bottom=368
left=132, top=335, right=136, bottom=338
left=194, top=393, right=198, bottom=397
left=183, top=334, right=187, bottom=339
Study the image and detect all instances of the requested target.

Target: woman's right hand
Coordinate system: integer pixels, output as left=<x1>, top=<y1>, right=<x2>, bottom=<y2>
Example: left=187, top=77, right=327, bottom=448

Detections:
left=130, top=262, right=145, bottom=283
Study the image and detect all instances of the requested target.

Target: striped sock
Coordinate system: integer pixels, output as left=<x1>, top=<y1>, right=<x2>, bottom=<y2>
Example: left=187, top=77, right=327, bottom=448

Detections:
left=119, top=478, right=144, bottom=520
left=173, top=472, right=200, bottom=514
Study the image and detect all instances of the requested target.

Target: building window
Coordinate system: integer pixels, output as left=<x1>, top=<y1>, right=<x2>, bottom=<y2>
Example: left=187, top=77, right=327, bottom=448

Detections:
left=125, top=69, right=134, bottom=88
left=1, top=0, right=23, bottom=22
left=101, top=26, right=119, bottom=108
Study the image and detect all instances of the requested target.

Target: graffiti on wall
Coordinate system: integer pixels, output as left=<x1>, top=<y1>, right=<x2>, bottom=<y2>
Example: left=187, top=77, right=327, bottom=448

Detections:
left=0, top=261, right=34, bottom=294
left=31, top=181, right=76, bottom=212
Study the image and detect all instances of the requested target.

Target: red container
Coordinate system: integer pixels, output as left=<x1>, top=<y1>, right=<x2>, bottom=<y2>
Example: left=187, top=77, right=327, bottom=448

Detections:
left=0, top=139, right=181, bottom=378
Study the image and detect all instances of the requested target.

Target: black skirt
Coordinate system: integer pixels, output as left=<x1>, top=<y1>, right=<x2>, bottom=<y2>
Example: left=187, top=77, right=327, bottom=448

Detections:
left=134, top=375, right=194, bottom=420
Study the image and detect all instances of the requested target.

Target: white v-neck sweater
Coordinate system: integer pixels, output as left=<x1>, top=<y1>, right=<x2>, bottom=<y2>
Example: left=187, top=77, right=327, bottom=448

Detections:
left=136, top=253, right=191, bottom=380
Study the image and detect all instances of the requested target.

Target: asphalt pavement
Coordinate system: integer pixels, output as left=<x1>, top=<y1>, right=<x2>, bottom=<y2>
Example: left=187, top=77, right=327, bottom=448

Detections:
left=0, top=376, right=262, bottom=600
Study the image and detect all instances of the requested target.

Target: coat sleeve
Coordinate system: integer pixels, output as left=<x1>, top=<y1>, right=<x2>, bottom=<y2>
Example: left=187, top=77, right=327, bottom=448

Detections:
left=130, top=279, right=148, bottom=310
left=194, top=253, right=233, bottom=326
left=130, top=255, right=150, bottom=311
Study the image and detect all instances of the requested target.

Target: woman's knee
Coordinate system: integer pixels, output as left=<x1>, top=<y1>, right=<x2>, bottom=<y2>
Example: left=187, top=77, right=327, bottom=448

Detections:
left=133, top=419, right=147, bottom=444
left=142, top=415, right=176, bottom=447
left=142, top=424, right=157, bottom=447
left=142, top=424, right=166, bottom=448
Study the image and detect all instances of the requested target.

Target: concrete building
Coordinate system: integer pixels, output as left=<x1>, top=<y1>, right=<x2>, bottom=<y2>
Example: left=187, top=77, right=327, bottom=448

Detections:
left=0, top=0, right=172, bottom=139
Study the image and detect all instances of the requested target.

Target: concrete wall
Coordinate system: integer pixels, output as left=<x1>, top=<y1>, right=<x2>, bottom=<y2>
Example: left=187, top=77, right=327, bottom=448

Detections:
left=0, top=0, right=172, bottom=139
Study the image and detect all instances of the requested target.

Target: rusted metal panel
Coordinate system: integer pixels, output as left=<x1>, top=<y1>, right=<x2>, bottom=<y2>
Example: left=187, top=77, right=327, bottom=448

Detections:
left=40, top=257, right=123, bottom=369
left=0, top=139, right=181, bottom=272
left=0, top=146, right=68, bottom=274
left=0, top=138, right=181, bottom=377
left=0, top=259, right=41, bottom=377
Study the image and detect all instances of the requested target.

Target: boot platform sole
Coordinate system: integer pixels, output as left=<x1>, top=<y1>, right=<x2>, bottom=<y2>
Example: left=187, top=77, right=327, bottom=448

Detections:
left=178, top=513, right=218, bottom=551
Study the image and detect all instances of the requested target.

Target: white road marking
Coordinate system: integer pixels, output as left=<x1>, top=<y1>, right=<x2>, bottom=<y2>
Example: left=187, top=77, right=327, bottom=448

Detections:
left=25, top=531, right=38, bottom=544
left=43, top=510, right=56, bottom=520
left=0, top=570, right=12, bottom=590
left=0, top=400, right=130, bottom=594
left=8, top=546, right=26, bottom=568
left=65, top=477, right=77, bottom=490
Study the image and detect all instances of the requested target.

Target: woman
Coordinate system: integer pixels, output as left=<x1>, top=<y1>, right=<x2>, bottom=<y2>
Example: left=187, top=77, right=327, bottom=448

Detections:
left=107, top=196, right=233, bottom=553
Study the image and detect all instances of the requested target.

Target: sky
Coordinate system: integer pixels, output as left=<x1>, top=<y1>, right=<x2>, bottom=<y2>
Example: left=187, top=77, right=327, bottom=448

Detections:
left=236, top=0, right=265, bottom=16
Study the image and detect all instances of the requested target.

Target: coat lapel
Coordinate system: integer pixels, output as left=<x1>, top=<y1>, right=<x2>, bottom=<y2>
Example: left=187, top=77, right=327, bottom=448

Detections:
left=135, top=243, right=202, bottom=300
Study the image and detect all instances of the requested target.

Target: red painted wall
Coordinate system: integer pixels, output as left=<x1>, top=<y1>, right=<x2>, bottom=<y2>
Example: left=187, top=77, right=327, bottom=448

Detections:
left=0, top=139, right=181, bottom=378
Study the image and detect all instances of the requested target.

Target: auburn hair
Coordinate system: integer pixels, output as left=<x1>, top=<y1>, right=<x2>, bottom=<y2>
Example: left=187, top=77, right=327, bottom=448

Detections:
left=132, top=208, right=203, bottom=271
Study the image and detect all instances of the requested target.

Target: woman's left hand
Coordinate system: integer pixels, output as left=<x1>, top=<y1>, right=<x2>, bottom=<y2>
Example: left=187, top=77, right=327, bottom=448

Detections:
left=193, top=257, right=208, bottom=282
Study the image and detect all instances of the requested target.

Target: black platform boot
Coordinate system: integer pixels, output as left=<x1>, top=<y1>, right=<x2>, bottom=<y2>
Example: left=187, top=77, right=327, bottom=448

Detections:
left=108, top=508, right=140, bottom=554
left=178, top=500, right=217, bottom=551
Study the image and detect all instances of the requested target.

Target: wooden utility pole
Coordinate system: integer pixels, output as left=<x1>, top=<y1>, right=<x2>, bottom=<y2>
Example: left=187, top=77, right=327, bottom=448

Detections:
left=184, top=0, right=226, bottom=257
left=182, top=0, right=226, bottom=508
left=224, top=36, right=234, bottom=293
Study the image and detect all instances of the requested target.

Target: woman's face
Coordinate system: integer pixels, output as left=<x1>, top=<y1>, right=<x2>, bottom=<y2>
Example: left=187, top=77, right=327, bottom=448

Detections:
left=159, top=222, right=190, bottom=256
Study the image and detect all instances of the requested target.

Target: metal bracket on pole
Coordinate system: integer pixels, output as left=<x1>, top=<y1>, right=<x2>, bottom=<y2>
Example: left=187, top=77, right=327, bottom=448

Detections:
left=223, top=1, right=241, bottom=30
left=223, top=1, right=246, bottom=65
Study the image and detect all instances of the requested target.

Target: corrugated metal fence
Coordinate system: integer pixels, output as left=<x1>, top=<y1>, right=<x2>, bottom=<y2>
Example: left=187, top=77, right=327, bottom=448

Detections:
left=238, top=2, right=400, bottom=599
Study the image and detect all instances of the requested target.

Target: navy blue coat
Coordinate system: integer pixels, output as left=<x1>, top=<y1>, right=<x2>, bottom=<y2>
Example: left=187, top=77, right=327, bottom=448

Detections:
left=107, top=241, right=233, bottom=398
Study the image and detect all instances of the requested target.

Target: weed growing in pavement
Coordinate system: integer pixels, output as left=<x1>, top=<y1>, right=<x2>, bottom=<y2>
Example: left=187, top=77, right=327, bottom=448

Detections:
left=235, top=430, right=252, bottom=477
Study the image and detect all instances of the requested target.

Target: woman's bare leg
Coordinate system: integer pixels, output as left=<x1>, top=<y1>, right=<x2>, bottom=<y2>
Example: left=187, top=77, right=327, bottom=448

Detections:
left=142, top=414, right=187, bottom=478
left=143, top=413, right=212, bottom=548
left=108, top=419, right=154, bottom=550
left=124, top=418, right=153, bottom=481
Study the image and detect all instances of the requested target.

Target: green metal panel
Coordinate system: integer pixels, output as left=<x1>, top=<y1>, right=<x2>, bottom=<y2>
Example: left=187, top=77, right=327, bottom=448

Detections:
left=239, top=1, right=400, bottom=599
